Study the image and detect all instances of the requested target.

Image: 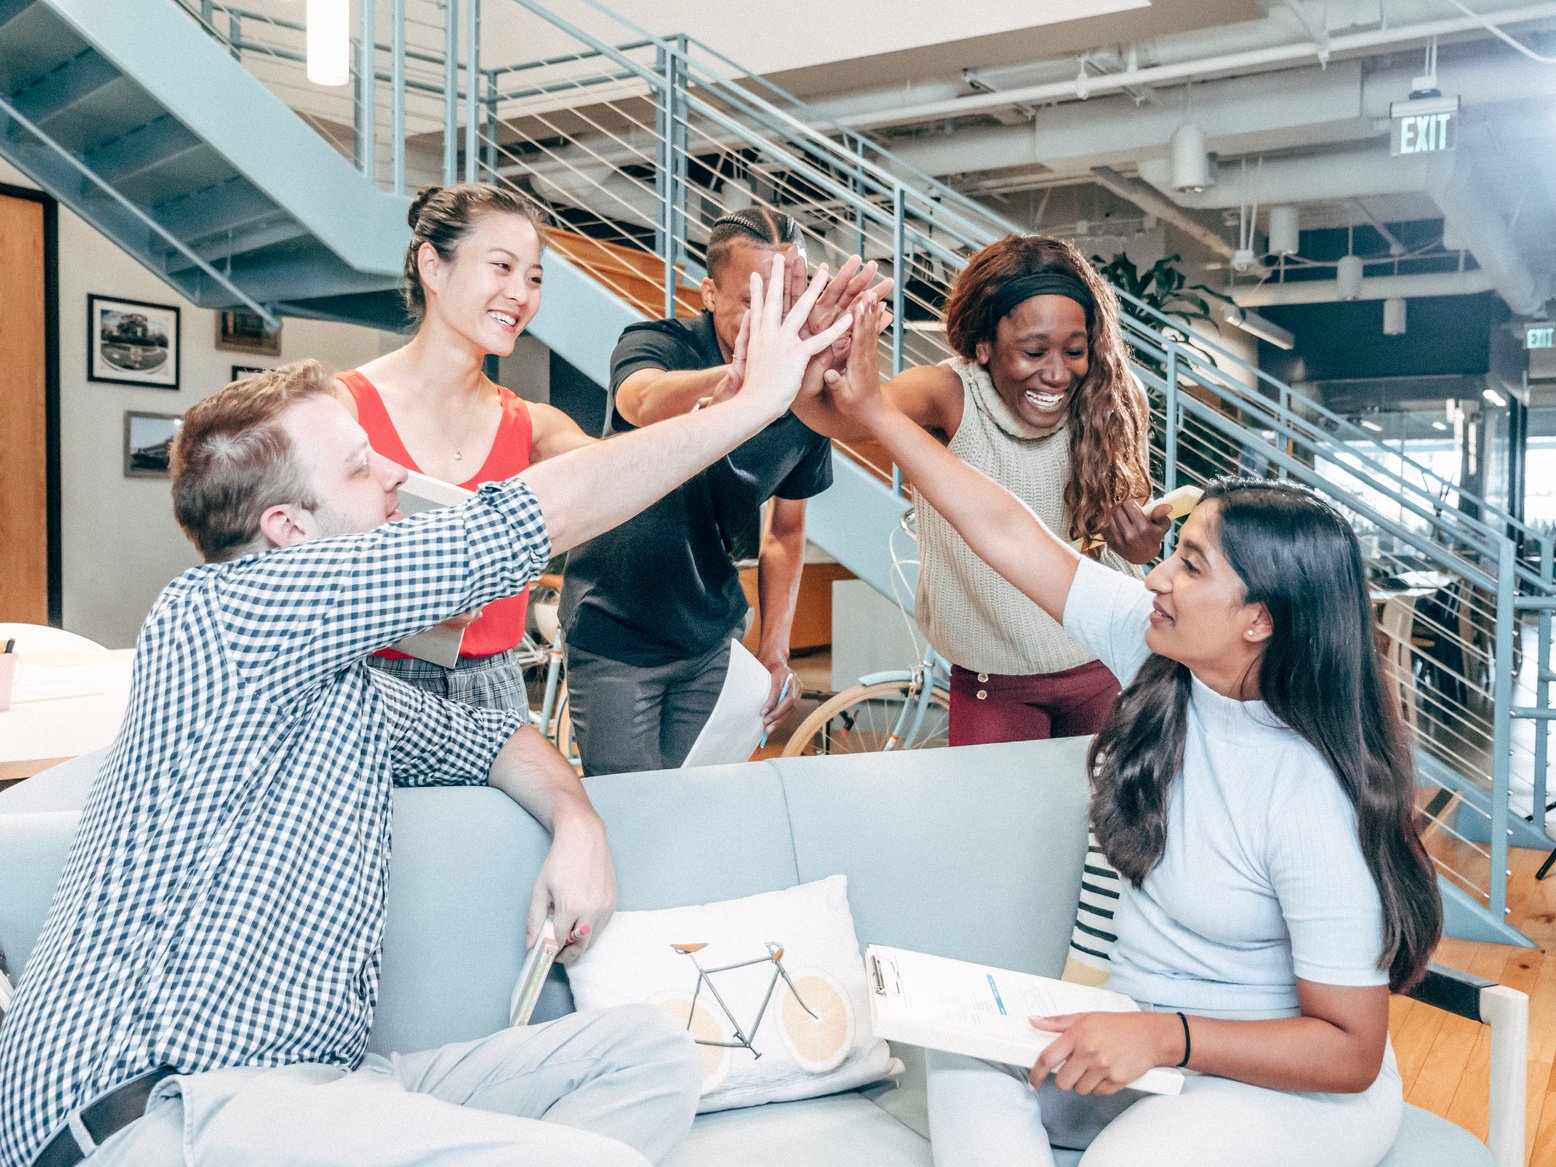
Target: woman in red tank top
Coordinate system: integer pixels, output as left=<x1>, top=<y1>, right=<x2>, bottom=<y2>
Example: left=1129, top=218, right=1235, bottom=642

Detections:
left=337, top=183, right=597, bottom=710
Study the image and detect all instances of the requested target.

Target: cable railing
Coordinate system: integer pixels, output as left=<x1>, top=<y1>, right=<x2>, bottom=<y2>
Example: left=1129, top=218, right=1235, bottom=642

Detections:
left=172, top=0, right=1552, bottom=933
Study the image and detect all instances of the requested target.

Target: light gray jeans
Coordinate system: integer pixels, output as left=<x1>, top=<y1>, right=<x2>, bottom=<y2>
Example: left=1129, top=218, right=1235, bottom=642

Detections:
left=85, top=1006, right=702, bottom=1167
left=925, top=1042, right=1403, bottom=1167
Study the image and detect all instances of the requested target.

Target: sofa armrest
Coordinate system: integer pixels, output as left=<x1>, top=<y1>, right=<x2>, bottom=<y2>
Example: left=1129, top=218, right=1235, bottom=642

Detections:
left=1406, top=963, right=1527, bottom=1167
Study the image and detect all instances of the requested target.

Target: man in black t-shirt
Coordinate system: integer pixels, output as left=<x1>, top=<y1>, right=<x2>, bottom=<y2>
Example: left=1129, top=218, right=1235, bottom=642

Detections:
left=560, top=210, right=875, bottom=775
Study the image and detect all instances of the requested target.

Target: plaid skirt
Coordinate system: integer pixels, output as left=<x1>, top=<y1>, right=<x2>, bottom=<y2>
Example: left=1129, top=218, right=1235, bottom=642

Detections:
left=366, top=649, right=528, bottom=714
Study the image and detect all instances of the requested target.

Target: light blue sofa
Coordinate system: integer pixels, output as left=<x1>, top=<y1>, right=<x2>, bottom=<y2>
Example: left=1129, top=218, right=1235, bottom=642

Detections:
left=0, top=741, right=1511, bottom=1166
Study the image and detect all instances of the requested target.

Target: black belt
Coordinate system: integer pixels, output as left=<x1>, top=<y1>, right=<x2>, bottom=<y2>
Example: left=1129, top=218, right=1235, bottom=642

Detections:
left=32, top=1067, right=175, bottom=1167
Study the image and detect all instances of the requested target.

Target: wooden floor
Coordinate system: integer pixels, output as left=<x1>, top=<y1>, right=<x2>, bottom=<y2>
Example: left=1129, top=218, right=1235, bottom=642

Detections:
left=1396, top=838, right=1556, bottom=1167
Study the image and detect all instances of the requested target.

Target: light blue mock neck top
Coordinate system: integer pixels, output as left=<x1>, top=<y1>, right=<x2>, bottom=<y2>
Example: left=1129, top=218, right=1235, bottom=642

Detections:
left=1063, top=558, right=1389, bottom=1017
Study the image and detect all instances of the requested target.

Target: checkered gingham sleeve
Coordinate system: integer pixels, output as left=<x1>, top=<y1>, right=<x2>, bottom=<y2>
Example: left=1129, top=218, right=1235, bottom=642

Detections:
left=0, top=479, right=550, bottom=1167
left=367, top=668, right=526, bottom=787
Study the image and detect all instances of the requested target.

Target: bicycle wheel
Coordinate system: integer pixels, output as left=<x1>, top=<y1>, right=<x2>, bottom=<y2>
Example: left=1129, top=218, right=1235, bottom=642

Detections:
left=781, top=680, right=951, bottom=757
left=775, top=967, right=854, bottom=1073
left=648, top=988, right=733, bottom=1092
left=551, top=684, right=578, bottom=770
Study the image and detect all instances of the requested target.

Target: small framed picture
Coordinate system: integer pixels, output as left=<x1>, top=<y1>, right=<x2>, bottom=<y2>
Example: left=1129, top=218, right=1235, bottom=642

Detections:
left=230, top=365, right=268, bottom=382
left=88, top=295, right=180, bottom=390
left=123, top=410, right=183, bottom=478
left=216, top=308, right=281, bottom=356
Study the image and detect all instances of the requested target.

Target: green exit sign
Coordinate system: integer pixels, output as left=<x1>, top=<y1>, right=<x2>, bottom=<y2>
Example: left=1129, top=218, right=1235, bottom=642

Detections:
left=1528, top=326, right=1555, bottom=351
left=1389, top=96, right=1460, bottom=156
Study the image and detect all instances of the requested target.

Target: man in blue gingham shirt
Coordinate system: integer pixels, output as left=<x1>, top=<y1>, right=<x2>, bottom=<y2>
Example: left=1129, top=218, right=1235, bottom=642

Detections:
left=0, top=270, right=846, bottom=1167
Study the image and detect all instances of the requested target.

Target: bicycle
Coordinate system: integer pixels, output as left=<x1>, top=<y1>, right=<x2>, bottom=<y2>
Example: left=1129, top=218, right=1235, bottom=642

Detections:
left=783, top=511, right=952, bottom=757
left=654, top=940, right=853, bottom=1091
left=515, top=572, right=575, bottom=764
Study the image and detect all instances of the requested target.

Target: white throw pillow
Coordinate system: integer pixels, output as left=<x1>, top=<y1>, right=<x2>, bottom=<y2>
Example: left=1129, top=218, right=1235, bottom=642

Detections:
left=566, top=875, right=897, bottom=1112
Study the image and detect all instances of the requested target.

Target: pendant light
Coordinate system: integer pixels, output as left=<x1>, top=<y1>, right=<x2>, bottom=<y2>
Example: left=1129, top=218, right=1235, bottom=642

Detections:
left=307, top=0, right=351, bottom=87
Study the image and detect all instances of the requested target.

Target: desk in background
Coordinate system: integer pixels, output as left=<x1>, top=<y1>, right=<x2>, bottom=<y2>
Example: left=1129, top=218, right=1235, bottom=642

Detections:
left=0, top=650, right=133, bottom=783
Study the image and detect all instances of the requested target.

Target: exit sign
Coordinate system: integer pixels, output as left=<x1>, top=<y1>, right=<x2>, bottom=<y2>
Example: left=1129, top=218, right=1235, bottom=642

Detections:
left=1389, top=96, right=1460, bottom=156
left=1528, top=326, right=1555, bottom=351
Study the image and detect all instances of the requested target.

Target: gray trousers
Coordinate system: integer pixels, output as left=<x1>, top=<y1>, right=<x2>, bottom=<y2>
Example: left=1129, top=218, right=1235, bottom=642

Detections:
left=85, top=1006, right=701, bottom=1167
left=566, top=639, right=731, bottom=776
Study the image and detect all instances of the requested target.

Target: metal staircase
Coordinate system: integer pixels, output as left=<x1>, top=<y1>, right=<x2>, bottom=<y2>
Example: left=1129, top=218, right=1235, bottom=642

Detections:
left=1, top=0, right=1550, bottom=944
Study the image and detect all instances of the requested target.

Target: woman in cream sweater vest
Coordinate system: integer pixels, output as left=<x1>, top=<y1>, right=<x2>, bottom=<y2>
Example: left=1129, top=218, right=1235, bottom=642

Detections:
left=796, top=235, right=1168, bottom=745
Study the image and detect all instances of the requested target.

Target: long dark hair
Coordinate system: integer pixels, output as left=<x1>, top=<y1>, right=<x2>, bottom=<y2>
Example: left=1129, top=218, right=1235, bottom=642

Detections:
left=942, top=235, right=1149, bottom=547
left=1088, top=478, right=1442, bottom=991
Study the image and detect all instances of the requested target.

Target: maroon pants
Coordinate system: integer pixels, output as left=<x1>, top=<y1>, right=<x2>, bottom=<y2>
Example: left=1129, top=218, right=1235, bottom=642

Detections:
left=947, top=658, right=1120, bottom=746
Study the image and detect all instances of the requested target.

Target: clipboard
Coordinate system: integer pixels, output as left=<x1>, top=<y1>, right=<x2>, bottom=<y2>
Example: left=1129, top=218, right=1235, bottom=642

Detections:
left=865, top=944, right=1184, bottom=1095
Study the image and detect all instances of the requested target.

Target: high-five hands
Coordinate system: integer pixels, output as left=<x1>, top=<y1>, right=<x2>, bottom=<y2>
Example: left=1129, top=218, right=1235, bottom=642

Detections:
left=735, top=254, right=855, bottom=421
left=793, top=255, right=895, bottom=399
left=820, top=293, right=892, bottom=421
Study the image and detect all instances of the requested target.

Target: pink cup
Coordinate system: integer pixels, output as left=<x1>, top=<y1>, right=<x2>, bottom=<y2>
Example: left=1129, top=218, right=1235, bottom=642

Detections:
left=0, top=653, right=15, bottom=713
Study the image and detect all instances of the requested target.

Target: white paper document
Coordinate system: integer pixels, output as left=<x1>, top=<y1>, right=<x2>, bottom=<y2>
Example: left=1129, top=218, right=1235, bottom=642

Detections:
left=680, top=639, right=772, bottom=768
left=866, top=944, right=1184, bottom=1095
left=391, top=471, right=475, bottom=666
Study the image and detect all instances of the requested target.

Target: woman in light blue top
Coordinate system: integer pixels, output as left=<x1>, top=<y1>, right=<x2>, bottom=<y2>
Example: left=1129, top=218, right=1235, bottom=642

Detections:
left=824, top=297, right=1442, bottom=1166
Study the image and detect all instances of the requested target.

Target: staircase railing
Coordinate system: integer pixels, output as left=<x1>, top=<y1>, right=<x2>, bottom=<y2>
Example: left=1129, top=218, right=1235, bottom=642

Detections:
left=174, top=0, right=1553, bottom=936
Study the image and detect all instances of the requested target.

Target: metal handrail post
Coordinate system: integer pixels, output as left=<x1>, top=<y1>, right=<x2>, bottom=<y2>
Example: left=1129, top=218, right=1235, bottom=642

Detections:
left=483, top=68, right=499, bottom=180
left=854, top=139, right=867, bottom=257
left=668, top=35, right=689, bottom=316
left=1491, top=535, right=1517, bottom=924
left=443, top=0, right=458, bottom=184
left=652, top=43, right=678, bottom=319
left=464, top=0, right=479, bottom=183
left=391, top=0, right=406, bottom=194
left=890, top=184, right=907, bottom=497
left=890, top=185, right=905, bottom=377
left=356, top=0, right=376, bottom=180
left=1535, top=538, right=1554, bottom=831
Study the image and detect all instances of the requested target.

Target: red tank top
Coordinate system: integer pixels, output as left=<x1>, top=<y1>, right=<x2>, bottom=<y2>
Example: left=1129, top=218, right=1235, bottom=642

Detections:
left=340, top=369, right=535, bottom=659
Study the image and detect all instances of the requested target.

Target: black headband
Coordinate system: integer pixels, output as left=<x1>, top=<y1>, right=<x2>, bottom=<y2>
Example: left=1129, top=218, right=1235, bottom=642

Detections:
left=987, top=272, right=1096, bottom=327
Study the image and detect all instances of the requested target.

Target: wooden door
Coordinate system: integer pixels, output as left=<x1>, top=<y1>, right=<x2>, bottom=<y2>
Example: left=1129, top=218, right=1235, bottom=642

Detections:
left=0, top=188, right=55, bottom=623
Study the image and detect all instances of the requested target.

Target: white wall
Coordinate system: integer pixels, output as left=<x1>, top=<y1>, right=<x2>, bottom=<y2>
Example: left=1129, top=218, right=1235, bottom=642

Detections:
left=0, top=161, right=399, bottom=648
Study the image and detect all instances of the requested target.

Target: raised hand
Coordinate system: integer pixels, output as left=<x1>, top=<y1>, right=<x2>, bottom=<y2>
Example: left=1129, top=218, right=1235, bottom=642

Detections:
left=737, top=254, right=854, bottom=420
left=819, top=294, right=890, bottom=420
left=1103, top=499, right=1172, bottom=565
left=701, top=309, right=751, bottom=410
left=798, top=256, right=896, bottom=399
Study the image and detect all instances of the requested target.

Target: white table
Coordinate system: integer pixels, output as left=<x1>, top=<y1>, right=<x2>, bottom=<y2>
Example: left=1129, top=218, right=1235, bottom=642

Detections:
left=0, top=650, right=133, bottom=783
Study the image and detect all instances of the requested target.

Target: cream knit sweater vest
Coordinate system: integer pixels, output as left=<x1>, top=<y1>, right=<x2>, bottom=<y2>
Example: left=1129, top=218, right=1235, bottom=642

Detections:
left=915, top=358, right=1142, bottom=676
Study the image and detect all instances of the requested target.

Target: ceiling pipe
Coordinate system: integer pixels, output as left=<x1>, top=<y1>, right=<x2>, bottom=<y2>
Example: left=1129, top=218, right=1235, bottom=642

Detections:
left=1089, top=166, right=1235, bottom=259
left=1230, top=269, right=1495, bottom=306
left=827, top=3, right=1556, bottom=132
left=1137, top=150, right=1449, bottom=209
left=1431, top=156, right=1550, bottom=315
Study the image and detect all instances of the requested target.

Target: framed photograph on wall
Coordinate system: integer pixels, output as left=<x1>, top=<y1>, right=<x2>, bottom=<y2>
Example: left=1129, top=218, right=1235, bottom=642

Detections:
left=216, top=308, right=281, bottom=356
left=230, top=365, right=268, bottom=381
left=123, top=410, right=183, bottom=478
left=88, top=295, right=180, bottom=390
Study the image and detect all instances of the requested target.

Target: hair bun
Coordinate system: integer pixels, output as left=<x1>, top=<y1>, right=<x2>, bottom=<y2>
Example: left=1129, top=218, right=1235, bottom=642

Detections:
left=408, top=186, right=443, bottom=229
